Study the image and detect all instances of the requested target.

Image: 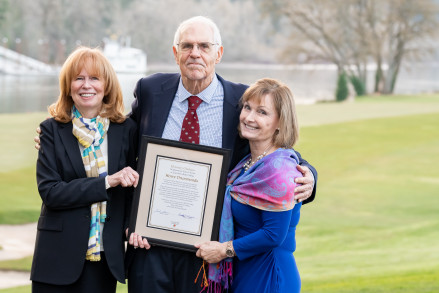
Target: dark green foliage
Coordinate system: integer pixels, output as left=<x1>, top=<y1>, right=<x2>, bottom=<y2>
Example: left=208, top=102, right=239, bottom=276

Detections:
left=0, top=0, right=8, bottom=25
left=350, top=76, right=366, bottom=96
left=335, top=72, right=349, bottom=102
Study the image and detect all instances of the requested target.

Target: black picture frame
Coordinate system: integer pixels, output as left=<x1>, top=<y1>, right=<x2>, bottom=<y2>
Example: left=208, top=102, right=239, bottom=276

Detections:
left=129, top=136, right=231, bottom=252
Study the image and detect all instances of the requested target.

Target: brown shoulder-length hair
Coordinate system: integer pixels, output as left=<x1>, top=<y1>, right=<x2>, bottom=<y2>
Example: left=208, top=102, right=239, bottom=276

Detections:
left=239, top=78, right=299, bottom=148
left=48, top=46, right=126, bottom=123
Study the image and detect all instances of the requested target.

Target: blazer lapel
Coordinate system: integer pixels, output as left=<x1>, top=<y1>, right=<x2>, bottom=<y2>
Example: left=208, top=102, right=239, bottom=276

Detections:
left=148, top=74, right=180, bottom=137
left=219, top=75, right=241, bottom=150
left=59, top=122, right=87, bottom=178
left=107, top=122, right=122, bottom=175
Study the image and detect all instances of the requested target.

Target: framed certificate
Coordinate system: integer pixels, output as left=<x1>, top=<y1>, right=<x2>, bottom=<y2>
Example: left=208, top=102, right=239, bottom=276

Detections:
left=129, top=136, right=231, bottom=252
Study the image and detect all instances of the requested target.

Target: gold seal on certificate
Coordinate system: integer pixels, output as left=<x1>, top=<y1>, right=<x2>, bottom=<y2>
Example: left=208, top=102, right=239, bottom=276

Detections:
left=129, top=136, right=230, bottom=252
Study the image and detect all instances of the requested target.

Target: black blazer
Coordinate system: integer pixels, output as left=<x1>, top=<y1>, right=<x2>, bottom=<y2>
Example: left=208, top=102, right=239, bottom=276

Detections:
left=31, top=117, right=137, bottom=285
left=130, top=73, right=317, bottom=202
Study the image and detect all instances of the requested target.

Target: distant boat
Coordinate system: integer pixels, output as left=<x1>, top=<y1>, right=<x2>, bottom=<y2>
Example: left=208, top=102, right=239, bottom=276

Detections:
left=103, top=40, right=147, bottom=74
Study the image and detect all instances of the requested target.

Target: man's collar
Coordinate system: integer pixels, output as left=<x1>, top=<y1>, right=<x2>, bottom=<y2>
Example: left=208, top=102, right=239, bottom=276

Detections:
left=177, top=74, right=219, bottom=103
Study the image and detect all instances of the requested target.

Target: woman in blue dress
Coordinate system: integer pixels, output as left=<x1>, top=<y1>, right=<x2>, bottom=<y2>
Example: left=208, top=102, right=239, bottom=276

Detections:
left=196, top=78, right=303, bottom=293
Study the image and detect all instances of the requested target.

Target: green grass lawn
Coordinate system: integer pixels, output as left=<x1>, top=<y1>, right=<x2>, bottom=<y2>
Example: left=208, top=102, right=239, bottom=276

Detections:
left=0, top=112, right=47, bottom=171
left=0, top=256, right=32, bottom=272
left=0, top=112, right=47, bottom=224
left=1, top=95, right=438, bottom=292
left=295, top=111, right=439, bottom=292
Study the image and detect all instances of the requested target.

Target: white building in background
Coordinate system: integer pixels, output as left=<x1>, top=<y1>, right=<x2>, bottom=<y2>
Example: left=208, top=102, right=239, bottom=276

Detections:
left=102, top=38, right=147, bottom=74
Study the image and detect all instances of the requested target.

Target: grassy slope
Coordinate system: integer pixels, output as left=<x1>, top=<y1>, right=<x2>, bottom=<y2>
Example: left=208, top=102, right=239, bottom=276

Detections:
left=0, top=113, right=47, bottom=224
left=295, top=112, right=439, bottom=292
left=297, top=94, right=439, bottom=127
left=1, top=95, right=439, bottom=292
left=0, top=257, right=32, bottom=272
left=0, top=112, right=47, bottom=171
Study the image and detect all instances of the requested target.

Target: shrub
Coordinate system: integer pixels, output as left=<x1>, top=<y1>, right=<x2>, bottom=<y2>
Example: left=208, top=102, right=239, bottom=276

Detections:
left=350, top=76, right=366, bottom=96
left=335, top=72, right=349, bottom=102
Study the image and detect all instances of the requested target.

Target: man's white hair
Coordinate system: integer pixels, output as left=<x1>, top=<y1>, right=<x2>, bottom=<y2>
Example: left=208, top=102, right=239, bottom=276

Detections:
left=173, top=16, right=222, bottom=51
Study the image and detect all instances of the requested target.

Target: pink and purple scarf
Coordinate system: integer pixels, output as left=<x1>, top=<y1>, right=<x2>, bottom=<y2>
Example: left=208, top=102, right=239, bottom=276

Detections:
left=205, top=148, right=301, bottom=292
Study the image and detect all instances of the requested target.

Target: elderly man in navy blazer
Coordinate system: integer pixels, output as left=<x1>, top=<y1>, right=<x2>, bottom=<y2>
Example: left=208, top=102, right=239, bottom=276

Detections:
left=126, top=16, right=318, bottom=293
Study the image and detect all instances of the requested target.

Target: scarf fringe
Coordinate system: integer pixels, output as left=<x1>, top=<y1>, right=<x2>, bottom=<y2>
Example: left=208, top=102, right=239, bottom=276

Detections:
left=198, top=261, right=233, bottom=293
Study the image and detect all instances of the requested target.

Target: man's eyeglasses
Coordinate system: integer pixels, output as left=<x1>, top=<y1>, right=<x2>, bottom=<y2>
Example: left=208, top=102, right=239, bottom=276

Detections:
left=177, top=42, right=219, bottom=53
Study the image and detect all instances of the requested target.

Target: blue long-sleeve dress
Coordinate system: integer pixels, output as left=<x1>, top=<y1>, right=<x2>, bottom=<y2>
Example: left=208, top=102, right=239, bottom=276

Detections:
left=231, top=189, right=302, bottom=293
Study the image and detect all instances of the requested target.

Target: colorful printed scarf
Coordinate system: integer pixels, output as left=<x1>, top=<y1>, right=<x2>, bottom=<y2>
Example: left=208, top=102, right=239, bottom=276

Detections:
left=72, top=106, right=110, bottom=261
left=206, top=148, right=301, bottom=292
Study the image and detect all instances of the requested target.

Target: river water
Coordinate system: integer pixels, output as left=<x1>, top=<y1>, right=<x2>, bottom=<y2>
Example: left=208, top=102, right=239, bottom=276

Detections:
left=1, top=62, right=438, bottom=114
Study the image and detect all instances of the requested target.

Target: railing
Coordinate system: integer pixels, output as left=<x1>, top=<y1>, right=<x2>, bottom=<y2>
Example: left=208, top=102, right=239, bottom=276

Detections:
left=0, top=46, right=57, bottom=75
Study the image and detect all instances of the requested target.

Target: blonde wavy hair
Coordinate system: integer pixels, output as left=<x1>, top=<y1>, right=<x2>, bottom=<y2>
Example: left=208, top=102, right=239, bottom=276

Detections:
left=49, top=46, right=125, bottom=123
left=239, top=78, right=299, bottom=148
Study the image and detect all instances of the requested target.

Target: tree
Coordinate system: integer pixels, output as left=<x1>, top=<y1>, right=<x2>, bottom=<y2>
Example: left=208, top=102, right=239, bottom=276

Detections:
left=260, top=0, right=371, bottom=95
left=0, top=0, right=282, bottom=64
left=35, top=0, right=63, bottom=63
left=369, top=0, right=439, bottom=94
left=0, top=0, right=8, bottom=30
left=260, top=0, right=439, bottom=95
left=113, top=0, right=279, bottom=63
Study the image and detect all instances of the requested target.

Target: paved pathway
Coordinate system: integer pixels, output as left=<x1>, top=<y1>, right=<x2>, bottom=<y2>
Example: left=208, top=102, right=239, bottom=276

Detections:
left=0, top=271, right=31, bottom=289
left=0, top=223, right=37, bottom=289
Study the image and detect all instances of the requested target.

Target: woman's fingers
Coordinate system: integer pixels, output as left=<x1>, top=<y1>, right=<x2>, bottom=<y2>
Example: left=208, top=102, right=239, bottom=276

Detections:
left=108, top=167, right=139, bottom=188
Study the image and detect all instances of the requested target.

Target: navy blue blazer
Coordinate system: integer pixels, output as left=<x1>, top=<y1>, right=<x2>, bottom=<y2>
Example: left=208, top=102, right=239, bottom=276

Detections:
left=31, top=117, right=137, bottom=285
left=130, top=73, right=317, bottom=202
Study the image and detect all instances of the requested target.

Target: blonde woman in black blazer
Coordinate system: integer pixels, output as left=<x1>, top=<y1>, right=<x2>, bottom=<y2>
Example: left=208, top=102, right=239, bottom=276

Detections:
left=31, top=46, right=138, bottom=293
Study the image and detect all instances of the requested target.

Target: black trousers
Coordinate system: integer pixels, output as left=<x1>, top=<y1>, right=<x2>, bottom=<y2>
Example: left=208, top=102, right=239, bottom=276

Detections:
left=127, top=246, right=205, bottom=293
left=32, top=252, right=117, bottom=293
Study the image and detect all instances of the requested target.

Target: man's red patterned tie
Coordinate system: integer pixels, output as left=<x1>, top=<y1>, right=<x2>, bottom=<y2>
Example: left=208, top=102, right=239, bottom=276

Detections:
left=179, top=96, right=202, bottom=144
